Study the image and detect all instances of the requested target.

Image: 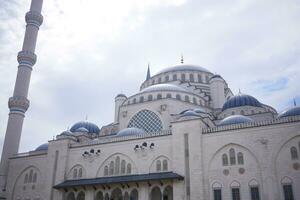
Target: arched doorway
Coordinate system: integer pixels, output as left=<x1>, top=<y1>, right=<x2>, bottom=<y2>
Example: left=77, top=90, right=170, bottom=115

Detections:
left=77, top=191, right=85, bottom=200
left=163, top=186, right=173, bottom=200
left=150, top=187, right=162, bottom=200
left=95, top=191, right=104, bottom=200
left=104, top=193, right=109, bottom=200
left=130, top=189, right=138, bottom=200
left=124, top=192, right=129, bottom=200
left=66, top=192, right=75, bottom=200
left=111, top=188, right=123, bottom=200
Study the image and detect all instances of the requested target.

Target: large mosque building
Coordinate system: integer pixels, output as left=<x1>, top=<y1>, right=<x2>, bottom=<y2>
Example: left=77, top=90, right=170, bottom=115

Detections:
left=0, top=0, right=300, bottom=200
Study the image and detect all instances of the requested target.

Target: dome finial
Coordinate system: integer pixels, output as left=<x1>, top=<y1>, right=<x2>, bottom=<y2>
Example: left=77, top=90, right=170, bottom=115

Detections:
left=238, top=88, right=242, bottom=94
left=181, top=54, right=184, bottom=64
left=146, top=63, right=151, bottom=80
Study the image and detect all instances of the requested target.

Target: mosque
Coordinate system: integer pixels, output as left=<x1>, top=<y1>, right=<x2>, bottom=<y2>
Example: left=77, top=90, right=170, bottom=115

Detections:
left=0, top=0, right=300, bottom=200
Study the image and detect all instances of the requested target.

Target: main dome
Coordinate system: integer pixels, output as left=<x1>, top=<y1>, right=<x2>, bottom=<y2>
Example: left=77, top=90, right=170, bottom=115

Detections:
left=70, top=121, right=100, bottom=134
left=35, top=143, right=48, bottom=151
left=155, top=64, right=211, bottom=75
left=140, top=83, right=188, bottom=93
left=222, top=94, right=262, bottom=111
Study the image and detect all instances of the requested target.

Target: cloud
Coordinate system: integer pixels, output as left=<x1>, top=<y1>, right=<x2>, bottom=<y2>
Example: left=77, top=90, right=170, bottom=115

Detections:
left=0, top=0, right=300, bottom=156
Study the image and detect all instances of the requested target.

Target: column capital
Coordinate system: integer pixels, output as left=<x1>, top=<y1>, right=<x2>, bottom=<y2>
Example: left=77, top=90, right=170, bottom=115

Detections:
left=8, top=96, right=30, bottom=113
left=17, top=51, right=36, bottom=66
left=25, top=11, right=43, bottom=28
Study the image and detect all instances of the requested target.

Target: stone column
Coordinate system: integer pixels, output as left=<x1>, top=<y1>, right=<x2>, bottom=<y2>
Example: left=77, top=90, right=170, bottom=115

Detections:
left=0, top=0, right=43, bottom=196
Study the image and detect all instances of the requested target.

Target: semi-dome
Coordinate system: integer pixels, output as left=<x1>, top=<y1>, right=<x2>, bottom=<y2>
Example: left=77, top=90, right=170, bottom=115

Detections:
left=155, top=64, right=211, bottom=75
left=222, top=94, right=262, bottom=111
left=117, top=127, right=146, bottom=137
left=218, top=115, right=254, bottom=126
left=116, top=94, right=127, bottom=98
left=180, top=110, right=201, bottom=118
left=70, top=121, right=100, bottom=134
left=35, top=143, right=48, bottom=151
left=278, top=106, right=300, bottom=118
left=140, top=83, right=188, bottom=93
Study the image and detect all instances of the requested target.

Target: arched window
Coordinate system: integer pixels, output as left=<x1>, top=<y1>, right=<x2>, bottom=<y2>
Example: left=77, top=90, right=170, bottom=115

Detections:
left=176, top=94, right=181, bottom=100
left=158, top=77, right=162, bottom=83
left=222, top=154, right=228, bottom=166
left=121, top=160, right=126, bottom=174
left=127, top=163, right=132, bottom=174
left=237, top=152, right=244, bottom=165
left=299, top=142, right=300, bottom=152
left=229, top=148, right=236, bottom=165
left=152, top=80, right=155, bottom=85
left=165, top=76, right=169, bottom=82
left=148, top=95, right=153, bottom=101
left=193, top=97, right=197, bottom=104
left=163, top=160, right=168, bottom=171
left=29, top=169, right=33, bottom=183
left=133, top=98, right=136, bottom=104
left=189, top=74, right=194, bottom=82
left=128, top=110, right=163, bottom=133
left=130, top=189, right=138, bottom=200
left=24, top=174, right=28, bottom=184
left=77, top=191, right=85, bottom=200
left=205, top=75, right=209, bottom=83
left=181, top=74, right=186, bottom=81
left=104, top=194, right=109, bottom=200
left=139, top=96, right=144, bottom=103
left=198, top=74, right=202, bottom=83
left=157, top=94, right=162, bottom=99
left=66, top=192, right=76, bottom=200
left=232, top=111, right=235, bottom=115
left=291, top=147, right=298, bottom=160
left=156, top=160, right=162, bottom=172
left=166, top=93, right=172, bottom=98
left=251, top=110, right=255, bottom=114
left=95, top=191, right=104, bottom=200
left=32, top=173, right=37, bottom=183
left=73, top=169, right=78, bottom=179
left=104, top=166, right=108, bottom=176
left=185, top=95, right=190, bottom=102
left=109, top=161, right=114, bottom=175
left=78, top=168, right=82, bottom=178
left=173, top=74, right=177, bottom=81
left=241, top=110, right=245, bottom=115
left=115, top=156, right=120, bottom=175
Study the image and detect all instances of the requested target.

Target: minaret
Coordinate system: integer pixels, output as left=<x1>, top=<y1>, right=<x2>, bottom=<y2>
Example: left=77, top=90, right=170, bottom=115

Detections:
left=0, top=0, right=43, bottom=195
left=146, top=63, right=151, bottom=81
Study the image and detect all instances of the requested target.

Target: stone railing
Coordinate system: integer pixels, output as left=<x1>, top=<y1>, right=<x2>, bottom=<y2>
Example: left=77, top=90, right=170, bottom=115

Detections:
left=71, top=129, right=172, bottom=148
left=203, top=115, right=300, bottom=134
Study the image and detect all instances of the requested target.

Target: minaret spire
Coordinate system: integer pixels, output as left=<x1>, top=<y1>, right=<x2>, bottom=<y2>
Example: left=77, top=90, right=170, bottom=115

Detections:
left=146, top=63, right=151, bottom=80
left=0, top=0, right=43, bottom=195
left=181, top=54, right=184, bottom=64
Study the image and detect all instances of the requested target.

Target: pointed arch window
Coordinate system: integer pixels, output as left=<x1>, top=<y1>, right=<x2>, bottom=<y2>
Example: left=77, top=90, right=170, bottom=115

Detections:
left=29, top=169, right=33, bottom=183
left=109, top=161, right=114, bottom=175
left=229, top=148, right=236, bottom=165
left=156, top=160, right=162, bottom=172
left=181, top=74, right=186, bottom=81
left=198, top=74, right=202, bottom=83
left=104, top=166, right=108, bottom=176
left=185, top=95, right=190, bottom=102
left=165, top=76, right=169, bottom=82
left=157, top=94, right=162, bottom=99
left=115, top=156, right=120, bottom=175
left=166, top=93, right=172, bottom=98
left=237, top=152, right=244, bottom=165
left=163, top=160, right=168, bottom=171
left=127, top=163, right=132, bottom=174
left=121, top=160, right=126, bottom=174
left=173, top=74, right=177, bottom=81
left=290, top=147, right=298, bottom=160
left=78, top=168, right=82, bottom=178
left=148, top=95, right=153, bottom=101
left=73, top=169, right=78, bottom=179
left=193, top=97, right=197, bottom=104
left=139, top=96, right=144, bottom=103
left=24, top=174, right=28, bottom=183
left=222, top=154, right=228, bottom=166
left=32, top=173, right=37, bottom=183
left=176, top=94, right=181, bottom=100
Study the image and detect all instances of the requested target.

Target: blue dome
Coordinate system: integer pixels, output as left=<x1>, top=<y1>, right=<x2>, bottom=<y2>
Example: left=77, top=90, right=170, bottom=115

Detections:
left=222, top=94, right=262, bottom=111
left=155, top=64, right=211, bottom=75
left=76, top=127, right=89, bottom=133
left=35, top=143, right=48, bottom=151
left=140, top=83, right=188, bottom=93
left=70, top=121, right=100, bottom=134
left=278, top=106, right=300, bottom=118
left=218, top=115, right=254, bottom=126
left=117, top=127, right=146, bottom=137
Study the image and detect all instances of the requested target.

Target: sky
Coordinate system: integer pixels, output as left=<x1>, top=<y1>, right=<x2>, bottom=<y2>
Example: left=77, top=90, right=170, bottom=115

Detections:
left=0, top=0, right=299, bottom=156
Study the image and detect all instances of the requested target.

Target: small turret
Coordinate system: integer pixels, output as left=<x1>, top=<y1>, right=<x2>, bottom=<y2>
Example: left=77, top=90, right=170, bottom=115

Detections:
left=114, top=94, right=127, bottom=123
left=209, top=74, right=226, bottom=109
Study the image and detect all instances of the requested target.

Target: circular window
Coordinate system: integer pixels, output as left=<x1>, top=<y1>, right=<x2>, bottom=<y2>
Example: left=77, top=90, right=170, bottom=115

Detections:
left=128, top=110, right=163, bottom=133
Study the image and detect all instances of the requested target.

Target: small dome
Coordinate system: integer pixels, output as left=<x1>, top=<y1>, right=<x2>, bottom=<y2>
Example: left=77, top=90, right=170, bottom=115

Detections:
left=222, top=94, right=262, bottom=111
left=140, top=83, right=187, bottom=93
left=180, top=110, right=201, bottom=117
left=35, top=143, right=48, bottom=151
left=60, top=130, right=73, bottom=136
left=193, top=108, right=206, bottom=114
left=70, top=121, right=100, bottom=134
left=278, top=106, right=300, bottom=118
left=155, top=64, right=211, bottom=75
left=117, top=127, right=146, bottom=137
left=116, top=94, right=127, bottom=98
left=210, top=74, right=222, bottom=80
left=218, top=115, right=254, bottom=126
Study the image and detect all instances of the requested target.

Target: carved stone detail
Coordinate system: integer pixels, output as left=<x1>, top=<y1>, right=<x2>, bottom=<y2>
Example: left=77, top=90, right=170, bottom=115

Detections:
left=17, top=51, right=37, bottom=66
left=8, top=96, right=30, bottom=112
left=25, top=11, right=43, bottom=27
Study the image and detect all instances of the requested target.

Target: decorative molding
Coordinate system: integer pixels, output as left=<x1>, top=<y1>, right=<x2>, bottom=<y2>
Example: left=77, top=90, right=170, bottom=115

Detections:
left=25, top=11, right=43, bottom=28
left=8, top=96, right=30, bottom=113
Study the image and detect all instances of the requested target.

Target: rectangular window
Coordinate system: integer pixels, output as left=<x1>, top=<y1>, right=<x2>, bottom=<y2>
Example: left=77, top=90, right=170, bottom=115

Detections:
left=283, top=185, right=294, bottom=200
left=232, top=188, right=240, bottom=200
left=250, top=187, right=260, bottom=200
left=214, top=189, right=222, bottom=200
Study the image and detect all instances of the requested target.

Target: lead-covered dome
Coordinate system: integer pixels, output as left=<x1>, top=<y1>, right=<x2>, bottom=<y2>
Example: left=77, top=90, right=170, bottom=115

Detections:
left=117, top=127, right=146, bottom=137
left=155, top=64, right=211, bottom=75
left=35, top=143, right=48, bottom=151
left=140, top=83, right=187, bottom=93
left=70, top=121, right=100, bottom=134
left=218, top=115, right=254, bottom=126
left=222, top=94, right=262, bottom=111
left=278, top=106, right=300, bottom=118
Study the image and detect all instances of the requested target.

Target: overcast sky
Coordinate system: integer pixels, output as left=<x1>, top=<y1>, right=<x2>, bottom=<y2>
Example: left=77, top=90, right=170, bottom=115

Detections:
left=0, top=0, right=299, bottom=156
